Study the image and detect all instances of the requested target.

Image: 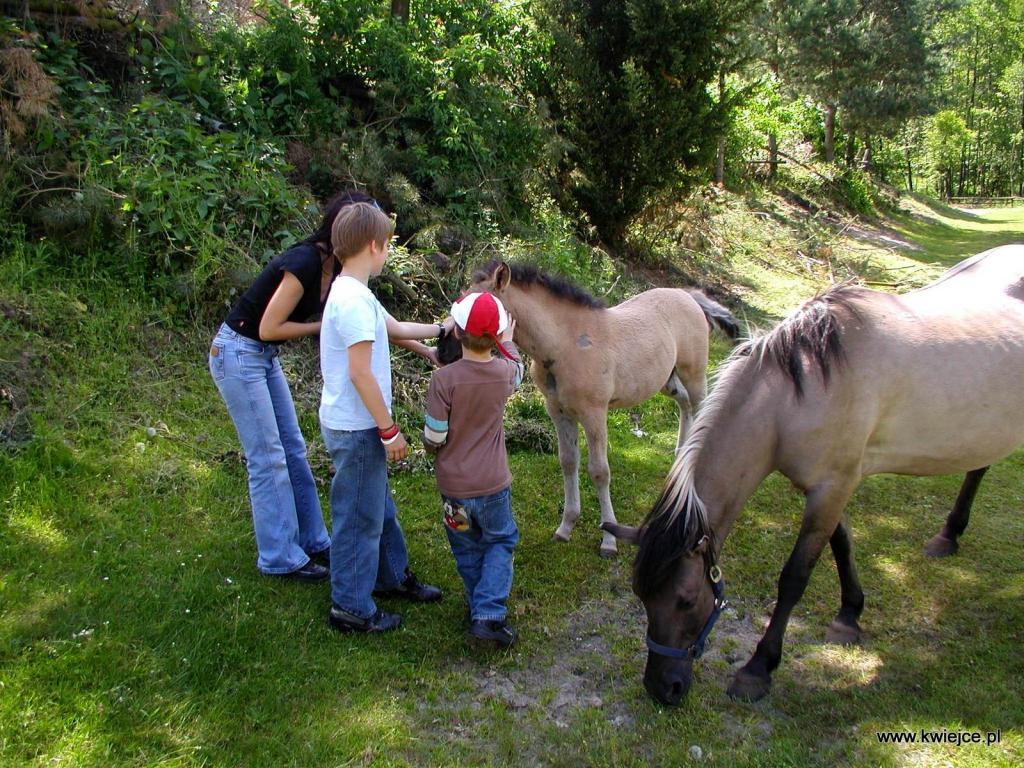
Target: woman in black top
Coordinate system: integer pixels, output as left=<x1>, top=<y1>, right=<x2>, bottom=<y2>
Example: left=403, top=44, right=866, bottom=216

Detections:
left=209, top=191, right=436, bottom=581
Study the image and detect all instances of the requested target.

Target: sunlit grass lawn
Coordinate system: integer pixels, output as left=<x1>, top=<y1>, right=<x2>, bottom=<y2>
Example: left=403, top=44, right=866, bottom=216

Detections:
left=2, top=196, right=1023, bottom=766
left=892, top=196, right=1024, bottom=266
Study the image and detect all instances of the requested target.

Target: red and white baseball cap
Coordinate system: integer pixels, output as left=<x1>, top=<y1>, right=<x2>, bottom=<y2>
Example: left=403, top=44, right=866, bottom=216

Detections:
left=450, top=292, right=517, bottom=360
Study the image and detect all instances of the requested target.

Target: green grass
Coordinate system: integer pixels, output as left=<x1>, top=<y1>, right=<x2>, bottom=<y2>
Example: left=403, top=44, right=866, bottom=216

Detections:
left=2, top=195, right=1024, bottom=766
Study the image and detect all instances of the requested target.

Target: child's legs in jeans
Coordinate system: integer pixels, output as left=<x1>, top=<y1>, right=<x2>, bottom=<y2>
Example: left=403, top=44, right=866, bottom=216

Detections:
left=447, top=488, right=517, bottom=621
left=264, top=355, right=329, bottom=556
left=210, top=328, right=311, bottom=574
left=323, top=426, right=409, bottom=617
left=375, top=491, right=410, bottom=592
left=444, top=514, right=484, bottom=608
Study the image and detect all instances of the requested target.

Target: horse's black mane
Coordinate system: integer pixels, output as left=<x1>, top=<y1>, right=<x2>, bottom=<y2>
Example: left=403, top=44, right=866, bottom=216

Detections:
left=743, top=284, right=864, bottom=398
left=474, top=259, right=606, bottom=309
left=633, top=479, right=715, bottom=598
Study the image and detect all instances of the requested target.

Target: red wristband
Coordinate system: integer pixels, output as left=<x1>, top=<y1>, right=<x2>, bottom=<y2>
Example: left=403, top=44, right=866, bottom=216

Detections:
left=378, top=423, right=400, bottom=440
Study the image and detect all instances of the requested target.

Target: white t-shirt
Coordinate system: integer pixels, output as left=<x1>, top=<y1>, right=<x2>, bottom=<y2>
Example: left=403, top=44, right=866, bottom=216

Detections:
left=319, top=276, right=392, bottom=430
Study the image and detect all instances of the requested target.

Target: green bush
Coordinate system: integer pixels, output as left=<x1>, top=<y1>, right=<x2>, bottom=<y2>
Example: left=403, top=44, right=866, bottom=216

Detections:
left=836, top=167, right=876, bottom=215
left=3, top=30, right=310, bottom=309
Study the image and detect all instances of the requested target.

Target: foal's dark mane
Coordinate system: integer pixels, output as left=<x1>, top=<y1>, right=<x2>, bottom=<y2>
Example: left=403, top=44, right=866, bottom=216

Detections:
left=475, top=259, right=606, bottom=309
left=633, top=284, right=863, bottom=596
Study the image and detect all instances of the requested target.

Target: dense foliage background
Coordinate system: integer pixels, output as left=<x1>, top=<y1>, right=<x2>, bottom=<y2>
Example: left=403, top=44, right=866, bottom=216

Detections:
left=2, top=0, right=1022, bottom=305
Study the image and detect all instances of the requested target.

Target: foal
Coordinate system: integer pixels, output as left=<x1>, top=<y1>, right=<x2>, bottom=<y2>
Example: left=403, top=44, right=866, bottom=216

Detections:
left=470, top=261, right=737, bottom=555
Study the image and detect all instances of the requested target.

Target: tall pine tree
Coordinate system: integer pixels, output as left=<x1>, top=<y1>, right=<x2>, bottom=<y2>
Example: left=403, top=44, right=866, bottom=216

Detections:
left=536, top=0, right=731, bottom=251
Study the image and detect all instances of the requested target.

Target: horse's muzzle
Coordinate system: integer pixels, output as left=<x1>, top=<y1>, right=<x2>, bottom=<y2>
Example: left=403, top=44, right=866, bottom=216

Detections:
left=644, top=655, right=693, bottom=706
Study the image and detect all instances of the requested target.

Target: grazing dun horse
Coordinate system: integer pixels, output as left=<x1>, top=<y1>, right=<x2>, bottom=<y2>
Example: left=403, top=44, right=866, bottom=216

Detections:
left=469, top=260, right=738, bottom=556
left=606, top=244, right=1024, bottom=705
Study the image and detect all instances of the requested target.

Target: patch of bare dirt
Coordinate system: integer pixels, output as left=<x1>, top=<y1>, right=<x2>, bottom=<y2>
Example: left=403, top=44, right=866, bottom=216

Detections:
left=412, top=559, right=796, bottom=763
left=834, top=220, right=921, bottom=253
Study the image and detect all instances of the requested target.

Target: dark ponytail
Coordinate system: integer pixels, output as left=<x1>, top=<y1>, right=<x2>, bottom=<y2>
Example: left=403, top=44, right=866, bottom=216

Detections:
left=303, top=190, right=377, bottom=248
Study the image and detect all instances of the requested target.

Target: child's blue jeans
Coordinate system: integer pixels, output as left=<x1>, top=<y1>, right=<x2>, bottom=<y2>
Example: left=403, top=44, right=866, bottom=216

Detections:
left=209, top=323, right=330, bottom=574
left=443, top=487, right=518, bottom=621
left=321, top=425, right=410, bottom=617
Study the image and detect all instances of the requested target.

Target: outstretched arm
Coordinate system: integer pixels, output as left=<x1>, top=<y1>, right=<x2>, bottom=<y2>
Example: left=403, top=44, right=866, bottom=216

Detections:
left=393, top=338, right=439, bottom=367
left=259, top=272, right=322, bottom=341
left=387, top=315, right=444, bottom=341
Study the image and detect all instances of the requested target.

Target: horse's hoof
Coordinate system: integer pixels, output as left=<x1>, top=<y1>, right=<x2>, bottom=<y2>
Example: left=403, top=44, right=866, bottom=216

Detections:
left=923, top=534, right=958, bottom=557
left=726, top=670, right=771, bottom=702
left=599, top=545, right=618, bottom=559
left=553, top=530, right=571, bottom=543
left=825, top=619, right=862, bottom=646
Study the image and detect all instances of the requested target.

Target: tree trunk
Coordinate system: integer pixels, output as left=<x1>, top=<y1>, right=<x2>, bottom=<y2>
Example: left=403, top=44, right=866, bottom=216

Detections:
left=860, top=137, right=873, bottom=171
left=845, top=132, right=857, bottom=167
left=715, top=70, right=725, bottom=187
left=768, top=132, right=778, bottom=180
left=1019, top=73, right=1024, bottom=195
left=147, top=0, right=175, bottom=29
left=390, top=0, right=409, bottom=23
left=823, top=103, right=836, bottom=163
left=957, top=146, right=967, bottom=196
left=959, top=27, right=979, bottom=197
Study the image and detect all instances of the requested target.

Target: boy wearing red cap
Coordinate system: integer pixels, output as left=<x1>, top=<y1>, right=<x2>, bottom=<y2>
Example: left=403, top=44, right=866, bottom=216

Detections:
left=423, top=291, right=524, bottom=648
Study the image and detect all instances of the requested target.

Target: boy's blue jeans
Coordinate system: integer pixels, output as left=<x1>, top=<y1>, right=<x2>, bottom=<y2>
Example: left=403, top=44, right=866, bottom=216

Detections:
left=321, top=425, right=410, bottom=617
left=443, top=487, right=518, bottom=621
left=209, top=324, right=330, bottom=574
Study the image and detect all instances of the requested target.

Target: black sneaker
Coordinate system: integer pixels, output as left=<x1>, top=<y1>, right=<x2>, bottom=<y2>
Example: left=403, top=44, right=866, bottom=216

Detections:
left=274, top=560, right=329, bottom=583
left=310, top=548, right=330, bottom=567
left=373, top=569, right=442, bottom=603
left=327, top=606, right=401, bottom=633
left=469, top=619, right=517, bottom=648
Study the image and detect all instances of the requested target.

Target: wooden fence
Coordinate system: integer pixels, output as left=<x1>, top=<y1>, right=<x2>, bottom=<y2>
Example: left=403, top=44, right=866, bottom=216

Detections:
left=948, top=196, right=1024, bottom=207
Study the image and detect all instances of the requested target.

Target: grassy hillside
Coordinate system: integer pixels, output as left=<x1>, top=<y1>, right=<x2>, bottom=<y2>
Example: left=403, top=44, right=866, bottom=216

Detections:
left=1, top=192, right=1023, bottom=767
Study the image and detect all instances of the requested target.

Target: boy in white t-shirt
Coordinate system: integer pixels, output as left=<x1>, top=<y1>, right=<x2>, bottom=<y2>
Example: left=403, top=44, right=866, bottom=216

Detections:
left=320, top=201, right=444, bottom=633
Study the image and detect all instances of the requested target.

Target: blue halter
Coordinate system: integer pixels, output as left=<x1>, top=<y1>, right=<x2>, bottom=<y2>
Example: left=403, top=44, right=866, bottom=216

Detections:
left=645, top=565, right=726, bottom=661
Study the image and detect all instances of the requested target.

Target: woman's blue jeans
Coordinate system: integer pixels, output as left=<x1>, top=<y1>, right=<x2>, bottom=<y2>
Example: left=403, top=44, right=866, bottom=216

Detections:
left=443, top=487, right=518, bottom=621
left=209, top=324, right=330, bottom=574
left=321, top=425, right=410, bottom=618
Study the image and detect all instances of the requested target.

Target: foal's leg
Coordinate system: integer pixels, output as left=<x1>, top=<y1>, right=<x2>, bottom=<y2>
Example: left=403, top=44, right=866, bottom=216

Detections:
left=728, top=481, right=855, bottom=702
left=824, top=519, right=864, bottom=645
left=547, top=404, right=582, bottom=544
left=579, top=409, right=617, bottom=557
left=662, top=372, right=699, bottom=455
left=924, top=466, right=989, bottom=557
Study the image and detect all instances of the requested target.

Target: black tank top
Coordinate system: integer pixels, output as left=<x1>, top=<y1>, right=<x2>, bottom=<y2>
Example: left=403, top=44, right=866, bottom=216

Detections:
left=224, top=243, right=337, bottom=341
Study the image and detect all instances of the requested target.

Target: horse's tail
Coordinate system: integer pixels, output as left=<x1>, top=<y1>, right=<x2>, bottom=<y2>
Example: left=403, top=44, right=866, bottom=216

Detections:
left=687, top=290, right=740, bottom=341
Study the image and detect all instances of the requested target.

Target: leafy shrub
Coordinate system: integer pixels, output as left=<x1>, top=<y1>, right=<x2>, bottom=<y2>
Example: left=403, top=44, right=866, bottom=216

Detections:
left=505, top=415, right=557, bottom=454
left=836, top=168, right=876, bottom=215
left=505, top=390, right=556, bottom=454
left=3, top=31, right=310, bottom=308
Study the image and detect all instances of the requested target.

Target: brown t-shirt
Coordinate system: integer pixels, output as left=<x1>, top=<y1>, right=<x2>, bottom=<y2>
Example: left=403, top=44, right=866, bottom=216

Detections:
left=424, top=343, right=523, bottom=499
